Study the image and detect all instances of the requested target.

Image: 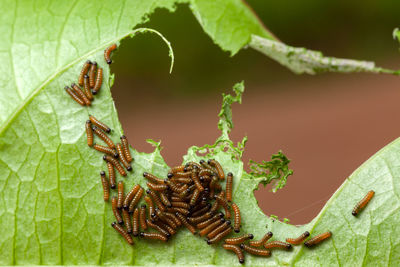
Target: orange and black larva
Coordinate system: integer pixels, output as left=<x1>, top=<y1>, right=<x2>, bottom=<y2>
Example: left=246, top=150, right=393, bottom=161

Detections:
left=352, top=190, right=374, bottom=216
left=207, top=227, right=232, bottom=245
left=117, top=181, right=124, bottom=209
left=171, top=201, right=190, bottom=209
left=190, top=189, right=201, bottom=207
left=65, top=86, right=85, bottom=106
left=226, top=172, right=233, bottom=202
left=143, top=172, right=165, bottom=184
left=111, top=197, right=123, bottom=225
left=100, top=171, right=109, bottom=201
left=89, top=115, right=111, bottom=133
left=140, top=205, right=148, bottom=230
left=146, top=189, right=165, bottom=211
left=165, top=212, right=181, bottom=227
left=93, top=143, right=118, bottom=158
left=71, top=83, right=91, bottom=106
left=92, top=67, right=103, bottom=95
left=128, top=187, right=144, bottom=213
left=208, top=159, right=225, bottom=180
left=132, top=208, right=139, bottom=237
left=93, top=127, right=115, bottom=149
left=188, top=211, right=213, bottom=225
left=191, top=167, right=204, bottom=192
left=104, top=43, right=117, bottom=64
left=240, top=244, right=271, bottom=257
left=140, top=232, right=168, bottom=242
left=176, top=212, right=196, bottom=234
left=231, top=202, right=241, bottom=233
left=152, top=208, right=177, bottom=229
left=169, top=207, right=189, bottom=215
left=78, top=60, right=91, bottom=86
left=190, top=203, right=211, bottom=217
left=286, top=231, right=310, bottom=245
left=215, top=193, right=231, bottom=219
left=147, top=182, right=168, bottom=192
left=83, top=75, right=93, bottom=100
left=264, top=241, right=292, bottom=250
left=144, top=195, right=155, bottom=216
left=103, top=155, right=126, bottom=176
left=159, top=191, right=172, bottom=208
left=146, top=219, right=170, bottom=238
left=197, top=213, right=224, bottom=229
left=106, top=162, right=116, bottom=189
left=249, top=232, right=273, bottom=247
left=224, top=233, right=253, bottom=245
left=222, top=244, right=244, bottom=264
left=169, top=165, right=185, bottom=174
left=122, top=208, right=132, bottom=234
left=89, top=61, right=97, bottom=88
left=304, top=231, right=332, bottom=248
left=116, top=143, right=132, bottom=171
left=85, top=120, right=93, bottom=147
left=120, top=135, right=133, bottom=163
left=156, top=220, right=176, bottom=236
left=123, top=185, right=140, bottom=209
left=112, top=222, right=134, bottom=245
left=207, top=220, right=231, bottom=239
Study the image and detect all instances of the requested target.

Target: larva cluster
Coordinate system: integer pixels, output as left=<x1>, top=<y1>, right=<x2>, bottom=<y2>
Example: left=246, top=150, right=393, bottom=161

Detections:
left=65, top=44, right=117, bottom=105
left=70, top=48, right=382, bottom=263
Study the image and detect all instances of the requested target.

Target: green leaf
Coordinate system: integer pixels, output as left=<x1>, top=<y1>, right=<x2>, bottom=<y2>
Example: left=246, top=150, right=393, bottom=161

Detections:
left=249, top=35, right=400, bottom=75
left=189, top=0, right=276, bottom=55
left=1, top=1, right=400, bottom=265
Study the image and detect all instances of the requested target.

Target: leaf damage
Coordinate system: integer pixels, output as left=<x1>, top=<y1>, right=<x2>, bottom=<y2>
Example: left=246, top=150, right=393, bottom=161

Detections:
left=249, top=151, right=293, bottom=192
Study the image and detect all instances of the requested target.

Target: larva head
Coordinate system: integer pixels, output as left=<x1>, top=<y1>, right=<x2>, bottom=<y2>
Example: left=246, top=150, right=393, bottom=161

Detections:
left=167, top=173, right=173, bottom=178
left=127, top=165, right=132, bottom=171
left=239, top=244, right=245, bottom=249
left=304, top=231, right=310, bottom=237
left=100, top=171, right=106, bottom=177
left=143, top=172, right=148, bottom=177
left=113, top=152, right=119, bottom=158
left=199, top=159, right=205, bottom=164
left=248, top=234, right=254, bottom=239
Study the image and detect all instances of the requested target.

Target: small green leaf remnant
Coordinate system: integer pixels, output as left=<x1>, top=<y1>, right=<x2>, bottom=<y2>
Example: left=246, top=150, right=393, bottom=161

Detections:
left=249, top=35, right=400, bottom=75
left=249, top=151, right=293, bottom=192
left=218, top=81, right=244, bottom=137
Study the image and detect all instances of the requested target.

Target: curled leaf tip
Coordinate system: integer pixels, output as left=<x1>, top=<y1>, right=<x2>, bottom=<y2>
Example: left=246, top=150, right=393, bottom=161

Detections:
left=249, top=151, right=293, bottom=192
left=130, top=27, right=174, bottom=74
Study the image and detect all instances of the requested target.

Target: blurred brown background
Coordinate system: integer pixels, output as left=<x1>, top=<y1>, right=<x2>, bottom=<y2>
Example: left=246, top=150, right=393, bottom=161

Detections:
left=111, top=1, right=400, bottom=225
